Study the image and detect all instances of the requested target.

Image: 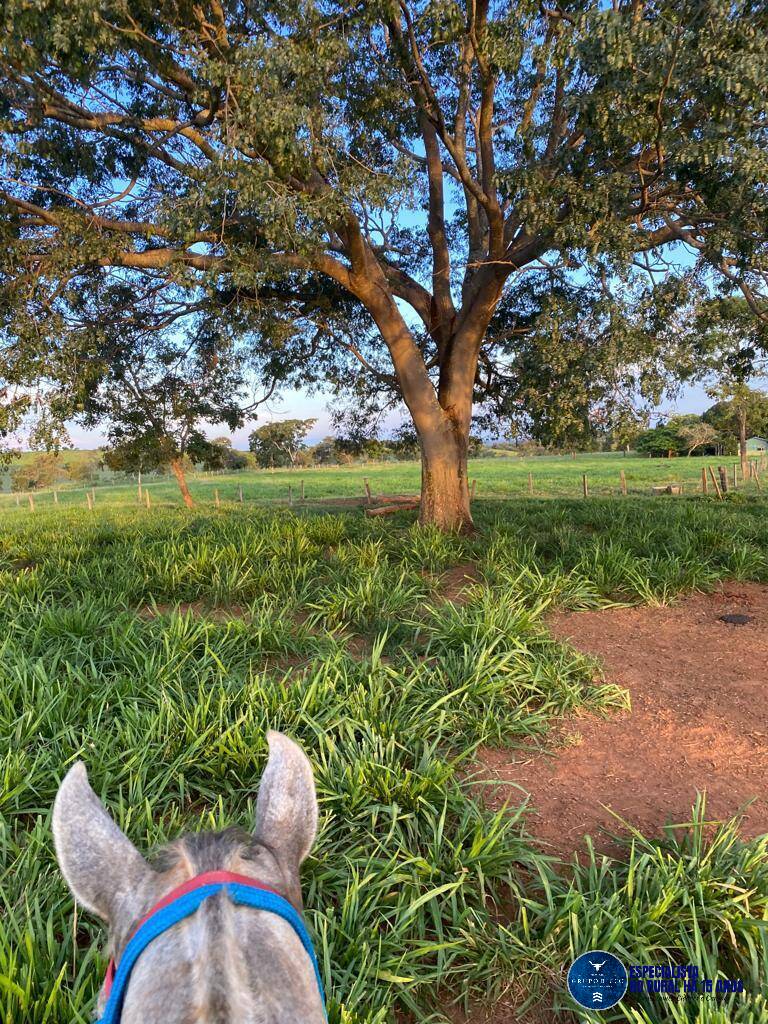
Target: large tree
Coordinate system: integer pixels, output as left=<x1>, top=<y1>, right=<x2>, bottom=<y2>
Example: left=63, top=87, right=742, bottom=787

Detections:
left=2, top=1, right=768, bottom=529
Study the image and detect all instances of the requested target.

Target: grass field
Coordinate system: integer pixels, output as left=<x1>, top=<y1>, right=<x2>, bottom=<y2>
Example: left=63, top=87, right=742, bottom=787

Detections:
left=1, top=450, right=764, bottom=511
left=2, top=495, right=768, bottom=1022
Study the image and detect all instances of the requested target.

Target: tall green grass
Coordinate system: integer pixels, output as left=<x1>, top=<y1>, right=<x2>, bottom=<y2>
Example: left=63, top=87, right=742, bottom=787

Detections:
left=525, top=800, right=768, bottom=1023
left=1, top=499, right=767, bottom=1022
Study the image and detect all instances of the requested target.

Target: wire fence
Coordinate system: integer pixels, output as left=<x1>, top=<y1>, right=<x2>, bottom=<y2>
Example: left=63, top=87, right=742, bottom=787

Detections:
left=1, top=453, right=767, bottom=514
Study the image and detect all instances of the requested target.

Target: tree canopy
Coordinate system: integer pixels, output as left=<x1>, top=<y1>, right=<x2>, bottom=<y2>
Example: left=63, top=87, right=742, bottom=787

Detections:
left=249, top=418, right=316, bottom=468
left=635, top=423, right=685, bottom=458
left=692, top=297, right=768, bottom=388
left=75, top=309, right=247, bottom=504
left=668, top=414, right=718, bottom=456
left=2, top=0, right=768, bottom=527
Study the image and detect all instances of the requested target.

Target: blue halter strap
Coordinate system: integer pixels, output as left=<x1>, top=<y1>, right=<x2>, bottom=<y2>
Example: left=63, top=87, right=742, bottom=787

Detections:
left=97, top=877, right=327, bottom=1023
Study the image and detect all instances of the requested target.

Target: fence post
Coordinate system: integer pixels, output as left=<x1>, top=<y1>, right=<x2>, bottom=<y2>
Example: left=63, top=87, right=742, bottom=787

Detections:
left=364, top=477, right=372, bottom=504
left=708, top=466, right=723, bottom=499
left=301, top=479, right=305, bottom=502
left=470, top=479, right=477, bottom=500
left=701, top=466, right=708, bottom=494
left=288, top=484, right=293, bottom=506
left=238, top=484, right=243, bottom=503
left=620, top=469, right=627, bottom=495
left=582, top=473, right=589, bottom=498
left=528, top=471, right=533, bottom=495
left=145, top=489, right=151, bottom=509
left=733, top=463, right=738, bottom=489
left=86, top=492, right=93, bottom=511
left=138, top=470, right=142, bottom=502
left=28, top=493, right=35, bottom=512
left=215, top=489, right=220, bottom=509
left=718, top=466, right=729, bottom=494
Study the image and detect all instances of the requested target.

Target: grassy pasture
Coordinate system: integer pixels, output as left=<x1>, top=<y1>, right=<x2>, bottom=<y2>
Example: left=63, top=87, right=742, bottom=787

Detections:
left=1, top=450, right=763, bottom=510
left=1, top=497, right=768, bottom=1022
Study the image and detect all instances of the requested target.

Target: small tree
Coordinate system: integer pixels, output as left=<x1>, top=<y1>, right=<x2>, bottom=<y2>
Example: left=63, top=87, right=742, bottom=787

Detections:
left=312, top=438, right=338, bottom=466
left=249, top=420, right=317, bottom=470
left=81, top=323, right=246, bottom=508
left=10, top=453, right=66, bottom=492
left=636, top=424, right=685, bottom=458
left=207, top=437, right=250, bottom=472
left=694, top=298, right=768, bottom=475
left=63, top=455, right=101, bottom=485
left=703, top=388, right=768, bottom=474
left=670, top=416, right=719, bottom=457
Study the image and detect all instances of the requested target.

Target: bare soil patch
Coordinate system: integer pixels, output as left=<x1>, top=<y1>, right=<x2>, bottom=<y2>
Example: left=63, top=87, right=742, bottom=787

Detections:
left=439, top=561, right=484, bottom=604
left=439, top=994, right=564, bottom=1024
left=137, top=601, right=249, bottom=621
left=11, top=558, right=38, bottom=573
left=477, top=582, right=768, bottom=859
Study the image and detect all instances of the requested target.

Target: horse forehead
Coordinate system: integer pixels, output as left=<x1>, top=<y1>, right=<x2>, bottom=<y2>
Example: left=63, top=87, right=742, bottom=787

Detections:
left=150, top=832, right=285, bottom=890
left=155, top=828, right=252, bottom=872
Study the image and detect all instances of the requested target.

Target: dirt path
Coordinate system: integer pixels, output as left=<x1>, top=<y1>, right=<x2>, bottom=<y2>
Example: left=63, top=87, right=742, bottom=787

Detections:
left=478, top=582, right=768, bottom=859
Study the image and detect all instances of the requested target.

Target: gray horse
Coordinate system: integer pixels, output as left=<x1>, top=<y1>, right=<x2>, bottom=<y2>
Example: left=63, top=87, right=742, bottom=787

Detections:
left=53, top=731, right=326, bottom=1023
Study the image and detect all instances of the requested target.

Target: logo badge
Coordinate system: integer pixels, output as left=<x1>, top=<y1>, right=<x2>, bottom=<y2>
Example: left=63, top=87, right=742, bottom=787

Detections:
left=567, top=950, right=627, bottom=1011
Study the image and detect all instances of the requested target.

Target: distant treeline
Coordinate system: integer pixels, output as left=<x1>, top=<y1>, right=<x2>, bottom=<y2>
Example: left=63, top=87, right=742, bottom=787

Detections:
left=7, top=391, right=768, bottom=492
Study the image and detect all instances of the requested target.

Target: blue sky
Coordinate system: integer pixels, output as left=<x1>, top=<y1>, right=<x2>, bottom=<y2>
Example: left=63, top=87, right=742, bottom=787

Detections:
left=65, top=386, right=403, bottom=449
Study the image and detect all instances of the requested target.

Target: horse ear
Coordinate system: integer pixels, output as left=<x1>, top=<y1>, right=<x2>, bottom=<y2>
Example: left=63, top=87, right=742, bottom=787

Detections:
left=254, top=732, right=318, bottom=877
left=53, top=762, right=151, bottom=922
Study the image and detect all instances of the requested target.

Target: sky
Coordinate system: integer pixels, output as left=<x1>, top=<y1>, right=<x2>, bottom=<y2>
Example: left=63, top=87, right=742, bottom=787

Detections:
left=64, top=386, right=406, bottom=449
left=63, top=381, right=716, bottom=450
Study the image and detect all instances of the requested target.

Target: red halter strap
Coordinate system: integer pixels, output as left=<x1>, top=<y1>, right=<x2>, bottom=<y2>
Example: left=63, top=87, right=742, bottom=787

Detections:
left=103, top=871, right=284, bottom=998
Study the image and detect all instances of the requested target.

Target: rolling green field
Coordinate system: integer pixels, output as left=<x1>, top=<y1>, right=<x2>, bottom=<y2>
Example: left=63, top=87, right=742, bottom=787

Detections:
left=2, top=496, right=768, bottom=1022
left=1, top=450, right=764, bottom=511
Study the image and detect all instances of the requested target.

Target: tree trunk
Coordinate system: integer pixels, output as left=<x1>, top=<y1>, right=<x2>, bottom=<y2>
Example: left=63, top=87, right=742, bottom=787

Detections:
left=170, top=458, right=194, bottom=509
left=351, top=262, right=491, bottom=532
left=417, top=422, right=473, bottom=533
left=739, top=409, right=748, bottom=478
